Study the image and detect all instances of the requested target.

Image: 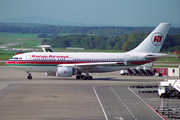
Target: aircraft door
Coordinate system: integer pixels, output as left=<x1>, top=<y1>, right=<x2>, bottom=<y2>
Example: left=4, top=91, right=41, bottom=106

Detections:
left=25, top=55, right=33, bottom=70
left=69, top=57, right=73, bottom=61
left=125, top=55, right=131, bottom=61
left=125, top=55, right=131, bottom=65
left=26, top=55, right=32, bottom=60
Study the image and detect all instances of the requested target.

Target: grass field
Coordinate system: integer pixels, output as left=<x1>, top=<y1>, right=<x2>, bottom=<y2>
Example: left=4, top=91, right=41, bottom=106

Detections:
left=0, top=50, right=17, bottom=60
left=0, top=33, right=43, bottom=60
left=0, top=33, right=43, bottom=48
left=0, top=33, right=38, bottom=38
left=157, top=57, right=180, bottom=62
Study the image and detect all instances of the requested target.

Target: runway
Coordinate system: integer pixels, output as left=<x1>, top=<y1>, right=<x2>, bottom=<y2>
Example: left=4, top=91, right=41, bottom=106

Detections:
left=0, top=66, right=179, bottom=120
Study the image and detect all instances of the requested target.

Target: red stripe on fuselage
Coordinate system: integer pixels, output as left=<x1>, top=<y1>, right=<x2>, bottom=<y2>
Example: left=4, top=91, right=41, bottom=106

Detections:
left=6, top=60, right=103, bottom=65
left=129, top=61, right=150, bottom=64
left=5, top=60, right=151, bottom=65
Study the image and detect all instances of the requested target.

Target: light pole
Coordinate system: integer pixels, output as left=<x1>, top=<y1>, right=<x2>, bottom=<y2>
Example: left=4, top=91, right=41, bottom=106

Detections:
left=18, top=38, right=23, bottom=49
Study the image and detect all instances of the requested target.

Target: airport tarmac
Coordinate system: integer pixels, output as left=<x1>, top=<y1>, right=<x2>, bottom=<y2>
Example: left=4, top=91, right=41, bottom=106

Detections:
left=0, top=66, right=179, bottom=120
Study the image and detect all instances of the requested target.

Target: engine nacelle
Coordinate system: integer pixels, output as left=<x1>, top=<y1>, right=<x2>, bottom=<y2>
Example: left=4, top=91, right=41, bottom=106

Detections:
left=56, top=67, right=74, bottom=77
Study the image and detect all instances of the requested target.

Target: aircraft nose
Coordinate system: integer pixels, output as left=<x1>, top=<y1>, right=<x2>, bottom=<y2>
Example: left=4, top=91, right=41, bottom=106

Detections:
left=5, top=60, right=10, bottom=65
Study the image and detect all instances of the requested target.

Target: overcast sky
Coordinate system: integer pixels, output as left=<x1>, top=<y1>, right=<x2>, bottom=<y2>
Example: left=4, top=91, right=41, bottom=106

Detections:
left=0, top=0, right=180, bottom=26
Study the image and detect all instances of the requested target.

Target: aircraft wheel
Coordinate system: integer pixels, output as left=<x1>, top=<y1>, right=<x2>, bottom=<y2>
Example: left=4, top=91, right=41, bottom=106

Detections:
left=83, top=76, right=87, bottom=80
left=88, top=76, right=93, bottom=80
left=27, top=76, right=32, bottom=80
left=76, top=75, right=80, bottom=79
left=80, top=75, right=84, bottom=79
left=161, top=93, right=165, bottom=98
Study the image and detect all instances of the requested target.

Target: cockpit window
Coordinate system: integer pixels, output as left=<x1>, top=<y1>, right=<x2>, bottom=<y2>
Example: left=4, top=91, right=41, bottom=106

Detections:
left=11, top=57, right=18, bottom=60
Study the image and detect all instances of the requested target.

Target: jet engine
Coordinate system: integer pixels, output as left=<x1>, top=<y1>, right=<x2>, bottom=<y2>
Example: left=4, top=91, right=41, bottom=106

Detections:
left=56, top=66, right=76, bottom=77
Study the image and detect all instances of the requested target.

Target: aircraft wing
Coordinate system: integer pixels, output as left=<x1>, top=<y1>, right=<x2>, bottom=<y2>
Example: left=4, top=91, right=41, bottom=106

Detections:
left=57, top=62, right=125, bottom=69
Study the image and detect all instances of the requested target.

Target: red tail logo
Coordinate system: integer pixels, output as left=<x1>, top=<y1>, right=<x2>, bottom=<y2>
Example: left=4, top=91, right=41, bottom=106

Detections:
left=153, top=36, right=162, bottom=42
left=151, top=33, right=164, bottom=46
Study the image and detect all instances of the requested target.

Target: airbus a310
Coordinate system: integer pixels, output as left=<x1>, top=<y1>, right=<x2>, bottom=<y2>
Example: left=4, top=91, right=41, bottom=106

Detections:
left=5, top=23, right=171, bottom=80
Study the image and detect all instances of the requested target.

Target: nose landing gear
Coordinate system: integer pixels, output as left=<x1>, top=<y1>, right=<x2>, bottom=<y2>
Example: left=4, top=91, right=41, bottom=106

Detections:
left=27, top=72, right=32, bottom=79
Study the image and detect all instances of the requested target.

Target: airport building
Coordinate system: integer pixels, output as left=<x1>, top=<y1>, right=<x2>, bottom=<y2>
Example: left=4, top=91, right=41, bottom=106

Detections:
left=168, top=67, right=180, bottom=77
left=154, top=67, right=180, bottom=77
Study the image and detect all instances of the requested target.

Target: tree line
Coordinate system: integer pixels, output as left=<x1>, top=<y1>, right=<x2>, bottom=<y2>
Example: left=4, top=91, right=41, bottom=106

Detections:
left=0, top=23, right=179, bottom=52
left=41, top=33, right=180, bottom=52
left=0, top=25, right=180, bottom=36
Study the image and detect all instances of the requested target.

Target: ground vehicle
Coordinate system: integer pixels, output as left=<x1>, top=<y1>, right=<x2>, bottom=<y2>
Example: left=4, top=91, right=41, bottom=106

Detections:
left=120, top=70, right=129, bottom=75
left=158, top=80, right=180, bottom=99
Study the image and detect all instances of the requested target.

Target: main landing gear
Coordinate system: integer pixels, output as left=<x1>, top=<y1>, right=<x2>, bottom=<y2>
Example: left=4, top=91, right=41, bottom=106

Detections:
left=27, top=71, right=32, bottom=79
left=76, top=75, right=93, bottom=80
left=76, top=70, right=93, bottom=80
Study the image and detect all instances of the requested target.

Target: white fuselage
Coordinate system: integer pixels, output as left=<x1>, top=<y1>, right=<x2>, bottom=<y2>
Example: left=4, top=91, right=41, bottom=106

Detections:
left=6, top=52, right=150, bottom=73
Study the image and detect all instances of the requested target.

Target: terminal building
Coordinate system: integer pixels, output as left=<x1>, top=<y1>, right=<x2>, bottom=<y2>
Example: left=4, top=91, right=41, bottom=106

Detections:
left=154, top=67, right=180, bottom=77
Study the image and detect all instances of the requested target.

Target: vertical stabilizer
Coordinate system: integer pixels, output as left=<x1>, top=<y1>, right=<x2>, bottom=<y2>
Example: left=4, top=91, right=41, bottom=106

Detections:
left=127, top=23, right=171, bottom=53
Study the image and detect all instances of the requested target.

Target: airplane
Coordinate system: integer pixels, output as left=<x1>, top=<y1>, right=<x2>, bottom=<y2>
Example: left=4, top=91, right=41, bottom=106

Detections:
left=5, top=23, right=171, bottom=80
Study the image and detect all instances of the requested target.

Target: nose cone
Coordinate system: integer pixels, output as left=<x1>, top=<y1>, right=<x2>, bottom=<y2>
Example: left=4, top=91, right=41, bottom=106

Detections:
left=5, top=60, right=11, bottom=66
left=5, top=60, right=9, bottom=65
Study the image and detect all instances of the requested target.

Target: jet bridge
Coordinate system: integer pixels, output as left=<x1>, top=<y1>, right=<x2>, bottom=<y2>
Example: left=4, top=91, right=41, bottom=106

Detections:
left=37, top=45, right=55, bottom=52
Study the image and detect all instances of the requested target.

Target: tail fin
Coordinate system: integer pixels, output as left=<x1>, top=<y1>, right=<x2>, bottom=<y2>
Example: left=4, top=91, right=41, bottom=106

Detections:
left=127, top=23, right=171, bottom=53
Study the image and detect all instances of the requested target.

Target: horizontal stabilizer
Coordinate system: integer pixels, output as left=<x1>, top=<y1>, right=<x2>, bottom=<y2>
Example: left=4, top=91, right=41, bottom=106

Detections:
left=145, top=54, right=168, bottom=61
